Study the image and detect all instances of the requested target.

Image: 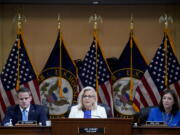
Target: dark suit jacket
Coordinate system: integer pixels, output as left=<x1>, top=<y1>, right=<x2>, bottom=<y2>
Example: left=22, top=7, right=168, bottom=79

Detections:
left=2, top=104, right=48, bottom=126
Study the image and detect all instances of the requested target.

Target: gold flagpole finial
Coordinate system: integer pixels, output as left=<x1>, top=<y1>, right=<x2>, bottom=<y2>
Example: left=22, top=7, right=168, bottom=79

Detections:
left=159, top=14, right=173, bottom=30
left=57, top=14, right=62, bottom=30
left=130, top=14, right=134, bottom=32
left=13, top=12, right=26, bottom=32
left=89, top=13, right=103, bottom=31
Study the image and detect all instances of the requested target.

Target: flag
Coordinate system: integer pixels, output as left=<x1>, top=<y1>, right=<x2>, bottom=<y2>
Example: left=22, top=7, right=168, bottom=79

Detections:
left=0, top=33, right=40, bottom=121
left=133, top=31, right=180, bottom=111
left=78, top=35, right=114, bottom=116
left=112, top=33, right=148, bottom=116
left=39, top=32, right=77, bottom=116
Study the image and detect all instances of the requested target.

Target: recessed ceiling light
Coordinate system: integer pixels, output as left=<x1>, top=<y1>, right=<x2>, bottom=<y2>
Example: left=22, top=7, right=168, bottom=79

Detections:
left=92, top=1, right=99, bottom=5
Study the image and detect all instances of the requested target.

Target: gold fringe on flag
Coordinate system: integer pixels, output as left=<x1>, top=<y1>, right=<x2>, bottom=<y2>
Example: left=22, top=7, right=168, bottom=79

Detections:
left=57, top=16, right=63, bottom=98
left=94, top=31, right=99, bottom=93
left=129, top=15, right=134, bottom=100
left=164, top=30, right=168, bottom=88
left=16, top=34, right=20, bottom=91
left=129, top=31, right=134, bottom=100
left=15, top=13, right=23, bottom=91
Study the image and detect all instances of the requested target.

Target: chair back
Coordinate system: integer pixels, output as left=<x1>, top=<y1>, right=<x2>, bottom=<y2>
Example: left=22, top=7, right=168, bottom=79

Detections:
left=139, top=106, right=155, bottom=124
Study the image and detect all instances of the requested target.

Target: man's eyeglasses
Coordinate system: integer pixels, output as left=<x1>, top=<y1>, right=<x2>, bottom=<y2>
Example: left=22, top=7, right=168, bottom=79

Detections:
left=83, top=95, right=95, bottom=98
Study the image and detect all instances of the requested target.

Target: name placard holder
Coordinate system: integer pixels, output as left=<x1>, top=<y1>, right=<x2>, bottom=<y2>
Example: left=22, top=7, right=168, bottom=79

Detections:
left=145, top=121, right=167, bottom=127
left=78, top=127, right=105, bottom=134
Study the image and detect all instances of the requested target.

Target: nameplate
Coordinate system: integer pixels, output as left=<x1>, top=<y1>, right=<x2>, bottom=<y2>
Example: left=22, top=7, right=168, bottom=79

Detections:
left=15, top=120, right=38, bottom=127
left=79, top=127, right=104, bottom=134
left=17, top=120, right=37, bottom=124
left=146, top=121, right=167, bottom=126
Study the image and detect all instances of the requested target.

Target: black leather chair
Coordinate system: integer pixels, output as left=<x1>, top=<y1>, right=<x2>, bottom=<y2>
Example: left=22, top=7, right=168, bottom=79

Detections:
left=43, top=105, right=50, bottom=119
left=133, top=106, right=155, bottom=125
left=99, top=103, right=112, bottom=118
left=138, top=106, right=154, bottom=124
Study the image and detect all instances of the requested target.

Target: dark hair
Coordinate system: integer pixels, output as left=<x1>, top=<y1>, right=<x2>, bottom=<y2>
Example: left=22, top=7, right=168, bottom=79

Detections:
left=159, top=89, right=179, bottom=116
left=17, top=87, right=31, bottom=96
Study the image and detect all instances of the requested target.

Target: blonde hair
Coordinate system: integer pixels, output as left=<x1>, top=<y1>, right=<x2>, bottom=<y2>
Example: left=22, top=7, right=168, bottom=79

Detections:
left=77, top=86, right=98, bottom=110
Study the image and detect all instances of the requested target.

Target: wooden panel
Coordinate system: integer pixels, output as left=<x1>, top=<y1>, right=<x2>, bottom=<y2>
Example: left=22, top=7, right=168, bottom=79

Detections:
left=51, top=118, right=132, bottom=135
left=1, top=121, right=180, bottom=135
left=0, top=126, right=51, bottom=135
left=133, top=126, right=180, bottom=135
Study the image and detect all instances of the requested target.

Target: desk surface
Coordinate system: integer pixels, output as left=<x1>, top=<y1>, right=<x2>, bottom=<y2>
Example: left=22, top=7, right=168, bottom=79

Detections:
left=52, top=118, right=132, bottom=135
left=1, top=120, right=180, bottom=135
left=133, top=126, right=180, bottom=135
left=0, top=126, right=51, bottom=135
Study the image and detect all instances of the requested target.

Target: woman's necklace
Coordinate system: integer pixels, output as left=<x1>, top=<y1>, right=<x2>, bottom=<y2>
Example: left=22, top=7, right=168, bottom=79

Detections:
left=162, top=112, right=173, bottom=125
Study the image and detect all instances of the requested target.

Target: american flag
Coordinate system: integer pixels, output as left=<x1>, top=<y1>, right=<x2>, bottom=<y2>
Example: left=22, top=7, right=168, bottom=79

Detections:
left=78, top=37, right=114, bottom=116
left=133, top=32, right=180, bottom=111
left=0, top=33, right=40, bottom=121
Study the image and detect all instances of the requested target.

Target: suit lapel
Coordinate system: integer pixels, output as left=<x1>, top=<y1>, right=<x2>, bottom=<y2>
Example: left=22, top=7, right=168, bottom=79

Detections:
left=15, top=105, right=22, bottom=121
left=28, top=105, right=36, bottom=120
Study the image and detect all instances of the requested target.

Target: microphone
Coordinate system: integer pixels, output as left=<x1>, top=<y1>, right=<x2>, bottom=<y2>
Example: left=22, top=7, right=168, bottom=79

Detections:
left=4, top=119, right=13, bottom=127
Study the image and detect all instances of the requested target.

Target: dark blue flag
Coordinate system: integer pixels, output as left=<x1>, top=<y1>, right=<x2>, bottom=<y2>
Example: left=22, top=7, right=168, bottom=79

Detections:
left=113, top=34, right=148, bottom=115
left=39, top=32, right=77, bottom=116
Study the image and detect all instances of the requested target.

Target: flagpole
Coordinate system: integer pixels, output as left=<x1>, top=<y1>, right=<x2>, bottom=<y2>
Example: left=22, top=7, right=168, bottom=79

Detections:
left=159, top=14, right=173, bottom=89
left=164, top=31, right=168, bottom=88
left=57, top=14, right=63, bottom=98
left=129, top=14, right=134, bottom=100
left=94, top=31, right=99, bottom=93
left=16, top=33, right=20, bottom=91
left=15, top=13, right=26, bottom=91
left=89, top=13, right=103, bottom=92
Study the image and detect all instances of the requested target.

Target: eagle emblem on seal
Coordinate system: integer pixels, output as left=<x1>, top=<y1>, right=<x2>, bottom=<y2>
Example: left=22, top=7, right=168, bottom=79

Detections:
left=113, top=77, right=139, bottom=115
left=40, top=77, right=73, bottom=115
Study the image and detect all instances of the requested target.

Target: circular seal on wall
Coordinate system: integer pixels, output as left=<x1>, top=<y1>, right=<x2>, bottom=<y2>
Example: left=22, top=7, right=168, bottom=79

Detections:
left=40, top=77, right=73, bottom=115
left=113, top=77, right=139, bottom=115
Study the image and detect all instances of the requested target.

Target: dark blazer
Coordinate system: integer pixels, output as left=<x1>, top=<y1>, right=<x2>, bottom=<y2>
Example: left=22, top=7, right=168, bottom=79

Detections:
left=2, top=104, right=48, bottom=126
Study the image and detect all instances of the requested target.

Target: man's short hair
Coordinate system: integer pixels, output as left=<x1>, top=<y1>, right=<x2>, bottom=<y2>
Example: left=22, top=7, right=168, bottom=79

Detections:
left=17, top=87, right=31, bottom=96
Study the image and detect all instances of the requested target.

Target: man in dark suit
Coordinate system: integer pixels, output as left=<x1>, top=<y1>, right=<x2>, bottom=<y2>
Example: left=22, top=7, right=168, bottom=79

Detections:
left=2, top=87, right=48, bottom=126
